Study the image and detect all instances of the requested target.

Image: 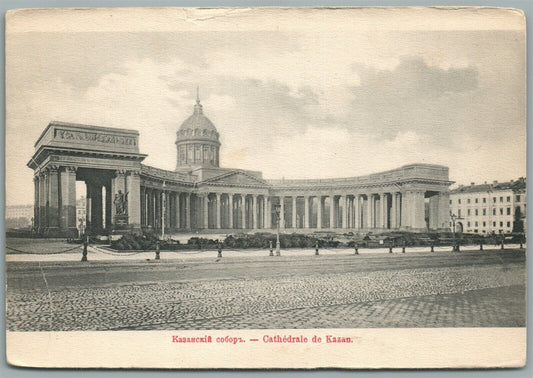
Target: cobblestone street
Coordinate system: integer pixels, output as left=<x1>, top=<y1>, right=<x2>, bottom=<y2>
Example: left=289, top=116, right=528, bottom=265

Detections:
left=6, top=249, right=526, bottom=331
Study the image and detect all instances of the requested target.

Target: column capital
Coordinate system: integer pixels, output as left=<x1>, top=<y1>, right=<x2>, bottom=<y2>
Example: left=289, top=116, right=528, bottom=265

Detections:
left=127, top=170, right=141, bottom=177
left=115, top=169, right=127, bottom=176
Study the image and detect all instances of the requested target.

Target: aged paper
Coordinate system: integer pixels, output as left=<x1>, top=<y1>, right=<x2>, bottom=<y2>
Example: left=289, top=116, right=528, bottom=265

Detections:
left=5, top=7, right=526, bottom=369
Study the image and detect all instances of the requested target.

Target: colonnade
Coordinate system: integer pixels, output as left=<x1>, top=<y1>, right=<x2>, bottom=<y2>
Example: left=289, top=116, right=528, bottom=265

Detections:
left=33, top=167, right=142, bottom=236
left=139, top=189, right=446, bottom=231
left=33, top=165, right=77, bottom=236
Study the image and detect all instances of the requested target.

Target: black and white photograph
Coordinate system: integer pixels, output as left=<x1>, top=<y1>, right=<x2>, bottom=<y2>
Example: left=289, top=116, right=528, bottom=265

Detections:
left=4, top=6, right=527, bottom=369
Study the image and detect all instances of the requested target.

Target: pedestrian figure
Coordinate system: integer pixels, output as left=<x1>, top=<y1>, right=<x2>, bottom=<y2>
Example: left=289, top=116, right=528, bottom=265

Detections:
left=269, top=240, right=274, bottom=256
left=217, top=241, right=222, bottom=258
left=354, top=244, right=359, bottom=255
left=315, top=242, right=319, bottom=256
left=155, top=240, right=160, bottom=260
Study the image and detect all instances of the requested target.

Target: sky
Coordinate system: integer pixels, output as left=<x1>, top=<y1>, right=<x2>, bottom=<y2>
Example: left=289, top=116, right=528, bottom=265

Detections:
left=5, top=7, right=526, bottom=206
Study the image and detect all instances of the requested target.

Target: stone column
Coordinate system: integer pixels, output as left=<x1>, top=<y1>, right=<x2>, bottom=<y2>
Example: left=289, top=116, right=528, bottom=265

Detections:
left=59, top=166, right=76, bottom=234
left=105, top=183, right=112, bottom=230
left=203, top=194, right=209, bottom=229
left=252, top=195, right=258, bottom=229
left=265, top=196, right=271, bottom=229
left=401, top=191, right=411, bottom=229
left=33, top=175, right=39, bottom=230
left=126, top=171, right=141, bottom=231
left=47, top=166, right=60, bottom=230
left=317, top=196, right=322, bottom=229
left=185, top=193, right=191, bottom=229
left=354, top=195, right=360, bottom=229
left=380, top=193, right=386, bottom=229
left=175, top=192, right=181, bottom=229
left=258, top=196, right=263, bottom=229
left=160, top=190, right=166, bottom=231
left=228, top=194, right=234, bottom=229
left=216, top=193, right=221, bottom=229
left=152, top=190, right=157, bottom=227
left=341, top=195, right=348, bottom=229
left=292, top=196, right=297, bottom=228
left=304, top=196, right=310, bottom=228
left=366, top=195, right=373, bottom=229
left=390, top=192, right=397, bottom=229
left=39, top=171, right=48, bottom=228
left=240, top=194, right=246, bottom=229
left=166, top=191, right=171, bottom=230
left=329, top=195, right=335, bottom=229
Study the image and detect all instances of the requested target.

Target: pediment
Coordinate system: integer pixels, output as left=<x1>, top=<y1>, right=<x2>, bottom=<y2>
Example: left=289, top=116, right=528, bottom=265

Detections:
left=201, top=170, right=269, bottom=187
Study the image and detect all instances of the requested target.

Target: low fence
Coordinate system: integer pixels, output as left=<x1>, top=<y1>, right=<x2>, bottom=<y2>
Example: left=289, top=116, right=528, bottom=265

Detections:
left=5, top=238, right=526, bottom=263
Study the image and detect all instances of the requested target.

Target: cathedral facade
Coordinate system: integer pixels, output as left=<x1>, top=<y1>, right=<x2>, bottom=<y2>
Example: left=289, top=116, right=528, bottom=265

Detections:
left=28, top=97, right=452, bottom=237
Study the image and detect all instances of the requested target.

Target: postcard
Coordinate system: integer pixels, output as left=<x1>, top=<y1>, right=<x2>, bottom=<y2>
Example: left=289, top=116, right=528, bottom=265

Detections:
left=5, top=6, right=526, bottom=369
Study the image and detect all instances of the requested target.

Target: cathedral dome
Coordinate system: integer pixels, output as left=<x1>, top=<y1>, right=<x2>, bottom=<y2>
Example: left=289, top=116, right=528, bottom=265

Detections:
left=175, top=90, right=221, bottom=170
left=177, top=96, right=219, bottom=142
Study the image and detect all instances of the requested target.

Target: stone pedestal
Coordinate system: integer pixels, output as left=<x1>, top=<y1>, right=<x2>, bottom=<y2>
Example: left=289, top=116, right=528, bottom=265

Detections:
left=113, top=214, right=129, bottom=230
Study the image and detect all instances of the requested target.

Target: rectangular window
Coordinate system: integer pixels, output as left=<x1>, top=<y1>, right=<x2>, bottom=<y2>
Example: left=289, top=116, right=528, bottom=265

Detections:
left=483, top=221, right=486, bottom=227
left=483, top=198, right=486, bottom=204
left=483, top=209, right=486, bottom=216
left=475, top=209, right=478, bottom=216
left=500, top=208, right=503, bottom=215
left=507, top=196, right=511, bottom=202
left=507, top=221, right=511, bottom=227
left=467, top=209, right=471, bottom=216
left=475, top=221, right=478, bottom=227
left=493, top=197, right=497, bottom=203
left=493, top=221, right=496, bottom=227
left=507, top=207, right=511, bottom=215
left=449, top=199, right=452, bottom=205
left=475, top=198, right=478, bottom=204
left=458, top=199, right=462, bottom=204
left=493, top=208, right=496, bottom=215
left=467, top=221, right=471, bottom=227
left=516, top=195, right=521, bottom=202
left=458, top=209, right=461, bottom=217
left=500, top=221, right=503, bottom=227
left=467, top=198, right=471, bottom=204
left=500, top=196, right=503, bottom=202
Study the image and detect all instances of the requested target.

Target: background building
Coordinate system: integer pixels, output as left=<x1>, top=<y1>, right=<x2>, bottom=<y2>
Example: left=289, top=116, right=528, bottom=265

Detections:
left=449, top=178, right=526, bottom=234
left=5, top=205, right=33, bottom=229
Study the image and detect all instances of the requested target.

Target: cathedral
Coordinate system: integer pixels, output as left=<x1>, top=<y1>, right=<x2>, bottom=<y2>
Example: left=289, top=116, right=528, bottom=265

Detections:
left=28, top=94, right=452, bottom=237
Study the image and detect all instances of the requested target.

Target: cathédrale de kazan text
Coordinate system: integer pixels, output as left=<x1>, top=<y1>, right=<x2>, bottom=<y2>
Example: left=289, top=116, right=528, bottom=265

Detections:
left=172, top=335, right=353, bottom=343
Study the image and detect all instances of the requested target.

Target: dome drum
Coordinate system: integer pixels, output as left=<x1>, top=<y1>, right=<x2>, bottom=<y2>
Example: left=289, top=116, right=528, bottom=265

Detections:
left=175, top=94, right=221, bottom=170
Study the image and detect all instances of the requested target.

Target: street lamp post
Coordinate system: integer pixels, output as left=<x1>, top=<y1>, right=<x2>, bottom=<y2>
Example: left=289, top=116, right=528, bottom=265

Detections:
left=274, top=203, right=281, bottom=256
left=450, top=212, right=459, bottom=252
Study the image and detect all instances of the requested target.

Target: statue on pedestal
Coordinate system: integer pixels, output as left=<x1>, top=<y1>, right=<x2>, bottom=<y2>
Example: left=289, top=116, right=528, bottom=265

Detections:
left=114, top=190, right=128, bottom=215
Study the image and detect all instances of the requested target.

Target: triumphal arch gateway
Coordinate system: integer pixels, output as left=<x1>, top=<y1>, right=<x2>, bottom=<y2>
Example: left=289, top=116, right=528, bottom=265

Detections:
left=28, top=97, right=452, bottom=237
